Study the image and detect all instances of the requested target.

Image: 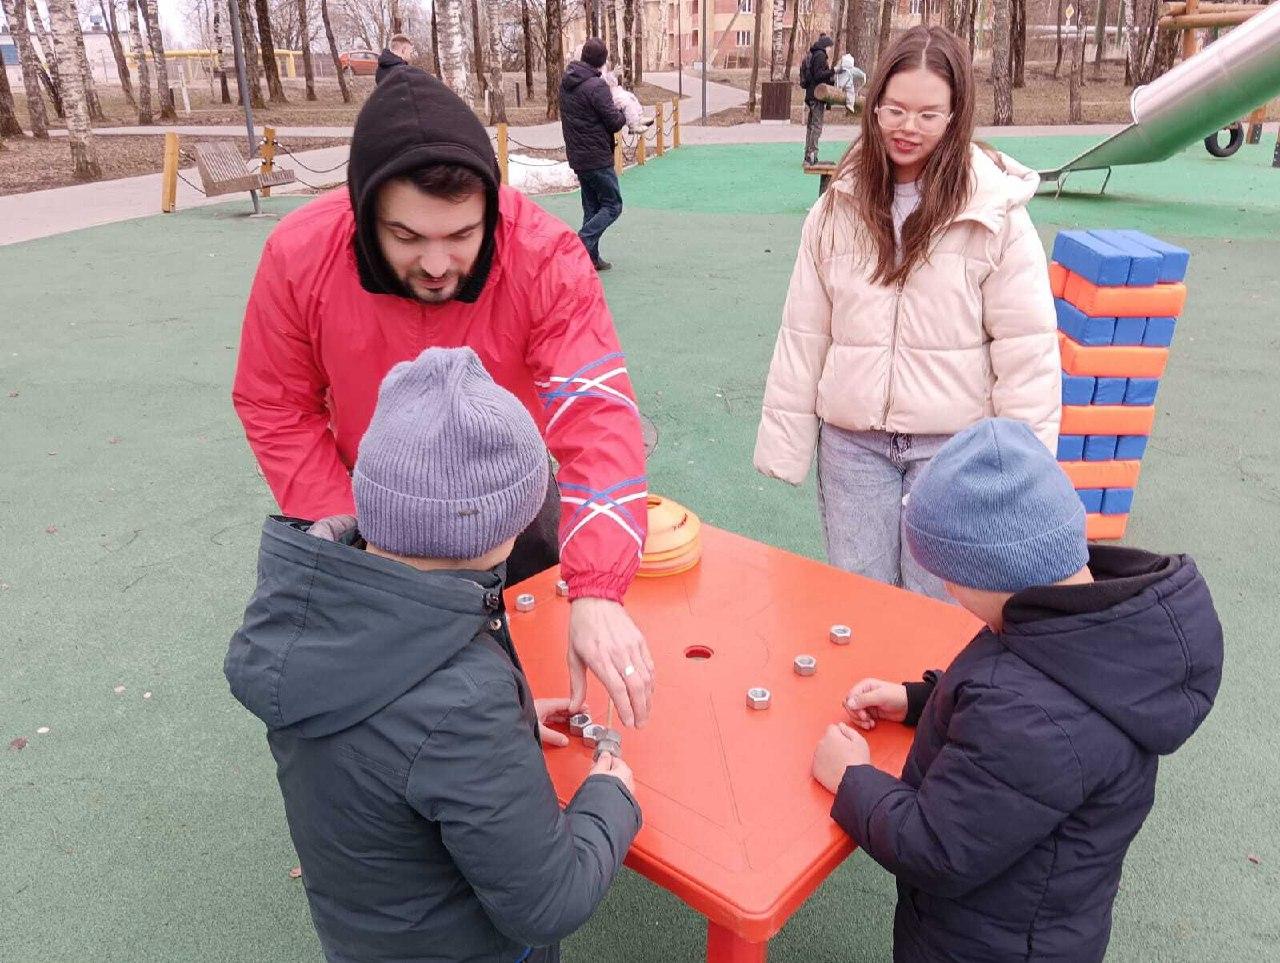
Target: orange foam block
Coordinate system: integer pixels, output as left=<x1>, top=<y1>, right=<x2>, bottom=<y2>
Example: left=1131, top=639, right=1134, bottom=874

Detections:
left=1087, top=513, right=1129, bottom=541
left=1059, top=333, right=1170, bottom=378
left=1049, top=262, right=1069, bottom=298
left=1061, top=404, right=1157, bottom=436
left=1061, top=460, right=1142, bottom=489
left=1063, top=271, right=1187, bottom=318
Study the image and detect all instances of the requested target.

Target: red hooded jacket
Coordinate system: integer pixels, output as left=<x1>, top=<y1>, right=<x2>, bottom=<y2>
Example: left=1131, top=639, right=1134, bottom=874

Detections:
left=231, top=184, right=647, bottom=602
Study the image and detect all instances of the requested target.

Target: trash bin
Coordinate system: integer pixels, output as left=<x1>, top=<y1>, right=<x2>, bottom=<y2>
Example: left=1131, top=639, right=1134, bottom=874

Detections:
left=761, top=81, right=792, bottom=123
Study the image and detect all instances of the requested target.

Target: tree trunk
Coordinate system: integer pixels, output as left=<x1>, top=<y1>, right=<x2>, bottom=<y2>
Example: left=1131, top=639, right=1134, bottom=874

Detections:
left=1053, top=0, right=1064, bottom=76
left=844, top=0, right=857, bottom=58
left=0, top=0, right=50, bottom=137
left=543, top=0, right=562, bottom=118
left=604, top=0, right=618, bottom=64
left=431, top=0, right=443, bottom=75
left=470, top=0, right=487, bottom=92
left=254, top=0, right=287, bottom=101
left=212, top=1, right=231, bottom=103
left=0, top=53, right=23, bottom=136
left=127, top=0, right=152, bottom=123
left=70, top=3, right=106, bottom=121
left=770, top=0, right=786, bottom=80
left=855, top=0, right=878, bottom=75
left=484, top=0, right=506, bottom=121
left=748, top=0, right=766, bottom=109
left=297, top=0, right=316, bottom=100
left=438, top=0, right=476, bottom=104
left=390, top=0, right=402, bottom=32
left=521, top=0, right=534, bottom=92
left=635, top=5, right=643, bottom=81
left=1123, top=0, right=1137, bottom=84
left=622, top=0, right=634, bottom=86
left=1013, top=0, right=1026, bottom=86
left=319, top=0, right=351, bottom=102
left=140, top=0, right=176, bottom=118
left=1093, top=0, right=1109, bottom=73
left=235, top=0, right=266, bottom=108
left=992, top=0, right=1012, bottom=124
left=585, top=0, right=597, bottom=36
left=784, top=0, right=801, bottom=80
left=101, top=0, right=137, bottom=108
left=1068, top=20, right=1083, bottom=121
left=878, top=0, right=894, bottom=59
left=831, top=0, right=845, bottom=49
left=47, top=0, right=100, bottom=179
left=31, top=5, right=66, bottom=117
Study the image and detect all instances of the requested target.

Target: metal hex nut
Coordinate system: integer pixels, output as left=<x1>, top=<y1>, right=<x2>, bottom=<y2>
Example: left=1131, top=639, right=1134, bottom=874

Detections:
left=793, top=655, right=817, bottom=676
left=556, top=580, right=570, bottom=598
left=746, top=687, right=772, bottom=710
left=569, top=713, right=592, bottom=737
left=593, top=736, right=622, bottom=762
left=515, top=593, right=536, bottom=613
left=581, top=724, right=607, bottom=748
left=829, top=624, right=853, bottom=645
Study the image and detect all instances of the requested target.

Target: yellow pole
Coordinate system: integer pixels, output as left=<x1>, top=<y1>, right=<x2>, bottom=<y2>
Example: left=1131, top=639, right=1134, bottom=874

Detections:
left=637, top=128, right=647, bottom=166
left=497, top=123, right=509, bottom=185
left=656, top=102, right=665, bottom=156
left=1182, top=0, right=1201, bottom=58
left=286, top=52, right=297, bottom=78
left=161, top=132, right=179, bottom=213
left=261, top=126, right=277, bottom=198
left=615, top=131, right=624, bottom=175
left=673, top=97, right=681, bottom=148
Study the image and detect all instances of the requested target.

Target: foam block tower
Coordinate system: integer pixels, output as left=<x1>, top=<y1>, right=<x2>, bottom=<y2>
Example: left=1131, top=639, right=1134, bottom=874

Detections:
left=1048, top=229, right=1190, bottom=540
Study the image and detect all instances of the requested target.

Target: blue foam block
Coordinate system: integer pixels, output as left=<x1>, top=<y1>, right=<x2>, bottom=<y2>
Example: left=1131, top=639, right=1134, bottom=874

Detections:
left=1062, top=375, right=1097, bottom=406
left=1088, top=230, right=1163, bottom=287
left=1058, top=435, right=1086, bottom=461
left=1085, top=435, right=1119, bottom=461
left=1093, top=377, right=1128, bottom=405
left=1144, top=316, right=1177, bottom=347
left=1125, top=378, right=1160, bottom=406
left=1052, top=231, right=1132, bottom=287
left=1078, top=489, right=1105, bottom=513
left=1116, top=435, right=1149, bottom=460
left=1056, top=299, right=1117, bottom=345
left=1102, top=488, right=1135, bottom=515
left=1115, top=230, right=1191, bottom=283
left=1112, top=316, right=1148, bottom=346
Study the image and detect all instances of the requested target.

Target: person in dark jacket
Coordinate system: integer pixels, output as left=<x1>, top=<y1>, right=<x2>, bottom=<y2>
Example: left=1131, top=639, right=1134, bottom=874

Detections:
left=801, top=34, right=836, bottom=165
left=226, top=347, right=643, bottom=963
left=811, top=417, right=1223, bottom=963
left=559, top=38, right=627, bottom=271
left=376, top=34, right=416, bottom=84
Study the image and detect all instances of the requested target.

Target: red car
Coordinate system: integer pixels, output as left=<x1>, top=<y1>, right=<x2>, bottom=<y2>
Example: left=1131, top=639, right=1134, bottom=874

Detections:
left=338, top=49, right=379, bottom=77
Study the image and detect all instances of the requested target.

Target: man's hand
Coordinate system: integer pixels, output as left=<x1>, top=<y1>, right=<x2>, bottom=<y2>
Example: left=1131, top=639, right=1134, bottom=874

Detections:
left=589, top=751, right=635, bottom=795
left=812, top=722, right=871, bottom=794
left=843, top=678, right=909, bottom=731
left=568, top=598, right=655, bottom=729
left=308, top=514, right=357, bottom=541
left=533, top=697, right=575, bottom=748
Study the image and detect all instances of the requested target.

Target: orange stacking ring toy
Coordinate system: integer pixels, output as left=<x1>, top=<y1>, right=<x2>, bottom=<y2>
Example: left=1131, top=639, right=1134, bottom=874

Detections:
left=637, top=495, right=702, bottom=577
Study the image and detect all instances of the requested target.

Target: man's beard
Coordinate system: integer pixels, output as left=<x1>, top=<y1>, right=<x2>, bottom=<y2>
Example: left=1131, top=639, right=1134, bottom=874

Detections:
left=404, top=268, right=470, bottom=304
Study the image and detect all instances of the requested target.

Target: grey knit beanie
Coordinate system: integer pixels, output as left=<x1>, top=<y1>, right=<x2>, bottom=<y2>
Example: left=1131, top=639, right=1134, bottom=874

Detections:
left=353, top=347, right=549, bottom=560
left=904, top=418, right=1089, bottom=592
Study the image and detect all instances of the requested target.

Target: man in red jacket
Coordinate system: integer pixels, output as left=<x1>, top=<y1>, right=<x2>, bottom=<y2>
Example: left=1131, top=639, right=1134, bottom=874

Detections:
left=232, top=68, right=654, bottom=727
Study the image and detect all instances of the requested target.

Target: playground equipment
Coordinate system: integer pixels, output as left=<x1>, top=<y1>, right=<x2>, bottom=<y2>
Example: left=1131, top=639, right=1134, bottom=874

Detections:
left=1039, top=0, right=1280, bottom=187
left=160, top=130, right=304, bottom=213
left=1048, top=229, right=1190, bottom=540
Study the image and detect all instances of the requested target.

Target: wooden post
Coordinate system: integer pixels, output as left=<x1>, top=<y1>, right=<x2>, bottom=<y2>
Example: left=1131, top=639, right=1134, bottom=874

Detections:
left=673, top=97, right=682, bottom=148
left=1245, top=104, right=1267, bottom=145
left=615, top=131, right=624, bottom=175
left=656, top=102, right=666, bottom=156
left=1182, top=0, right=1200, bottom=59
left=637, top=129, right=647, bottom=166
left=260, top=126, right=277, bottom=198
left=1273, top=126, right=1280, bottom=169
left=161, top=132, right=180, bottom=213
left=497, top=123, right=509, bottom=185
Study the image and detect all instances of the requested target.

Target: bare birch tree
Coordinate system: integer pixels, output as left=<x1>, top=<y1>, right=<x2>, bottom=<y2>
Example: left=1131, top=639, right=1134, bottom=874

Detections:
left=47, top=0, right=100, bottom=179
left=437, top=0, right=475, bottom=104
left=127, top=0, right=151, bottom=123
left=748, top=0, right=766, bottom=110
left=484, top=0, right=506, bottom=121
left=544, top=0, right=562, bottom=118
left=319, top=0, right=351, bottom=101
left=770, top=0, right=786, bottom=79
left=141, top=0, right=176, bottom=118
left=100, top=0, right=137, bottom=108
left=1, top=0, right=50, bottom=136
left=992, top=0, right=1012, bottom=123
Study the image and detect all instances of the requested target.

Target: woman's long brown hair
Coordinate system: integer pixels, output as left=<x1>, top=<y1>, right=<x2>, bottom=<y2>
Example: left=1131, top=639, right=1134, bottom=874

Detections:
left=821, top=26, right=978, bottom=287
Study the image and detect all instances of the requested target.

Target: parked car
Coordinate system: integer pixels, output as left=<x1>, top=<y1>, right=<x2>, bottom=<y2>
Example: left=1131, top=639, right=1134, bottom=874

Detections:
left=338, top=50, right=379, bottom=77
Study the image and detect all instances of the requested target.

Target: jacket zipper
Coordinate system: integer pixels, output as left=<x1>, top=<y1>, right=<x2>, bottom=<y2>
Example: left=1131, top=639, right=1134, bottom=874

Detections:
left=880, top=279, right=907, bottom=429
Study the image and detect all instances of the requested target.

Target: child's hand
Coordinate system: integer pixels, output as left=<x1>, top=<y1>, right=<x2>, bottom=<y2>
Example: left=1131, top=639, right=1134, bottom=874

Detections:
left=534, top=697, right=576, bottom=747
left=590, top=752, right=635, bottom=795
left=843, top=678, right=909, bottom=730
left=812, top=723, right=871, bottom=794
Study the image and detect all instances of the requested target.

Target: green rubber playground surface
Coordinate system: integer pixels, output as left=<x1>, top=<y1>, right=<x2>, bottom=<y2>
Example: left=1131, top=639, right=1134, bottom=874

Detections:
left=2, top=137, right=1278, bottom=961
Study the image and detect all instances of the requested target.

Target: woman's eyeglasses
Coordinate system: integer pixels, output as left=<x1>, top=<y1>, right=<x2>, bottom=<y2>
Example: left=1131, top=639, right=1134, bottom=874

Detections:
left=874, top=105, right=953, bottom=136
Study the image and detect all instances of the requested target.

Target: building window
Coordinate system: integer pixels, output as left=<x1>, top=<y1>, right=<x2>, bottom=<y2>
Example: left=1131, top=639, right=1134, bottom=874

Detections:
left=691, top=28, right=699, bottom=45
left=909, top=0, right=923, bottom=13
left=738, top=0, right=753, bottom=12
left=691, top=0, right=699, bottom=13
left=736, top=30, right=752, bottom=47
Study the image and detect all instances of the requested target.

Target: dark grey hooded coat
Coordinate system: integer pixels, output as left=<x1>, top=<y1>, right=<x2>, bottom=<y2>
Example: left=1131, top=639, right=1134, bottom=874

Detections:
left=225, top=517, right=641, bottom=962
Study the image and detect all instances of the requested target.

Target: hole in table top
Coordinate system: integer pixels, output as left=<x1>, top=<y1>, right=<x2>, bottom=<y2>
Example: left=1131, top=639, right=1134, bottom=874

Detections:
left=684, top=645, right=714, bottom=660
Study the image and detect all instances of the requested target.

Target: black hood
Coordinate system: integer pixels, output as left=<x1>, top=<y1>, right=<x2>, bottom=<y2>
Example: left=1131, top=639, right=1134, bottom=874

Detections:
left=811, top=36, right=834, bottom=54
left=1000, top=547, right=1223, bottom=755
left=346, top=68, right=501, bottom=304
left=225, top=517, right=505, bottom=738
left=562, top=60, right=602, bottom=94
left=375, top=48, right=409, bottom=84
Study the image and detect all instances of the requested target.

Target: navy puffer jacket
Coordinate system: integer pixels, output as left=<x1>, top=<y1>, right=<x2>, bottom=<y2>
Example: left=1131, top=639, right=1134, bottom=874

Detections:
left=832, top=546, right=1223, bottom=962
left=558, top=61, right=626, bottom=173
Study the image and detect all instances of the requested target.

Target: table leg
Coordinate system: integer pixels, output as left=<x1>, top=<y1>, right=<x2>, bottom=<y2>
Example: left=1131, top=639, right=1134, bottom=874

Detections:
left=706, top=920, right=768, bottom=962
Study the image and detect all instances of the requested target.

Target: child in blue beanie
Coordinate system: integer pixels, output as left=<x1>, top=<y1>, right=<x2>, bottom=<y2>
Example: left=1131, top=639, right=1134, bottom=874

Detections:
left=227, top=347, right=640, bottom=963
left=810, top=417, right=1223, bottom=963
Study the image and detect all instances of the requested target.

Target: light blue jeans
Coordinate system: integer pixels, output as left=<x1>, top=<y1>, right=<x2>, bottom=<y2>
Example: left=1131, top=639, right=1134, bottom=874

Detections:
left=817, top=424, right=952, bottom=602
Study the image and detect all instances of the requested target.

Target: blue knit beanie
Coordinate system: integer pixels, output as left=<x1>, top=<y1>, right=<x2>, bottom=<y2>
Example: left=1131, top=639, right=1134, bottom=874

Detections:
left=354, top=347, right=549, bottom=560
left=904, top=418, right=1088, bottom=592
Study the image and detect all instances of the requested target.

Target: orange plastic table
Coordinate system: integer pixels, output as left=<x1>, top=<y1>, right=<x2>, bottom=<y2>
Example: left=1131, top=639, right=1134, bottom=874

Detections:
left=508, top=526, right=979, bottom=962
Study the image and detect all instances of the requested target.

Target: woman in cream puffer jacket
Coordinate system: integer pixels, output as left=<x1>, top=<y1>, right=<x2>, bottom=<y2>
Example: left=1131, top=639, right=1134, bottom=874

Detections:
left=754, top=26, right=1060, bottom=599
